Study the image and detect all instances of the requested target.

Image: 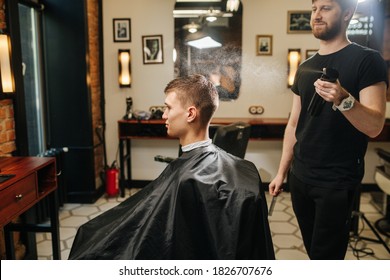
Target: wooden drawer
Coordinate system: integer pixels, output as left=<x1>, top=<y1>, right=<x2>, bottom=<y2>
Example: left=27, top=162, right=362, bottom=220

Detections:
left=0, top=174, right=37, bottom=226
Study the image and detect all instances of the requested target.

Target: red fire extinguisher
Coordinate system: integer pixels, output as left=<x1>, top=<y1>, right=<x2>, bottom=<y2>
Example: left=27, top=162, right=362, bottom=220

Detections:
left=106, top=161, right=119, bottom=196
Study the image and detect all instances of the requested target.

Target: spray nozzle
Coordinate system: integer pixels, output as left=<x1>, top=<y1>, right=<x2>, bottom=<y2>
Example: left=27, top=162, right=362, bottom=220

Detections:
left=321, top=68, right=339, bottom=83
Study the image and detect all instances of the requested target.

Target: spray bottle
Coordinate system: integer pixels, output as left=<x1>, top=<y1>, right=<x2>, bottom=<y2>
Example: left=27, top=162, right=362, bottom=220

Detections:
left=307, top=68, right=339, bottom=116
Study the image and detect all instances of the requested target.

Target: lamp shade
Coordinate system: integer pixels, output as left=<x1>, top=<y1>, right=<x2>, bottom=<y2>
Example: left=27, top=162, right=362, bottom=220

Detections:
left=118, top=49, right=131, bottom=87
left=226, top=0, right=240, bottom=12
left=287, top=49, right=301, bottom=88
left=0, top=34, right=14, bottom=93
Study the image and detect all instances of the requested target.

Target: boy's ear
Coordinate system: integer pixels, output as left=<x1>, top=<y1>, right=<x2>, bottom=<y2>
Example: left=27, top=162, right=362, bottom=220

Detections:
left=187, top=106, right=197, bottom=123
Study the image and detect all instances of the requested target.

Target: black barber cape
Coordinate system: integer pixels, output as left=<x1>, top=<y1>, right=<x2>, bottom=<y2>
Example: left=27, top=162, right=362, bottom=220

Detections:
left=68, top=144, right=275, bottom=260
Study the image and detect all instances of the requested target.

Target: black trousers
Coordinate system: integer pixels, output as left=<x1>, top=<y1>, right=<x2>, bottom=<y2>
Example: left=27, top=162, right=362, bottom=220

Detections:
left=289, top=172, right=358, bottom=260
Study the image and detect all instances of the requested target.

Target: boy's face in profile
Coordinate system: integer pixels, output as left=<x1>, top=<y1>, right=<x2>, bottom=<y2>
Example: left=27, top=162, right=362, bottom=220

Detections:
left=163, top=91, right=189, bottom=139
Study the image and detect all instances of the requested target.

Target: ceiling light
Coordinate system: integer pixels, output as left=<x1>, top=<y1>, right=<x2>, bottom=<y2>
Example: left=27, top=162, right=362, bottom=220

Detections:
left=189, top=27, right=197, bottom=33
left=173, top=9, right=208, bottom=18
left=187, top=36, right=222, bottom=49
left=183, top=22, right=201, bottom=33
left=206, top=16, right=217, bottom=22
left=205, top=8, right=221, bottom=22
left=173, top=8, right=222, bottom=18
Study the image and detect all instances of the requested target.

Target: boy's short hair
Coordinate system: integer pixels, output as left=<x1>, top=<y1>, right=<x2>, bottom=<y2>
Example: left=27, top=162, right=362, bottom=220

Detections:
left=164, top=74, right=219, bottom=125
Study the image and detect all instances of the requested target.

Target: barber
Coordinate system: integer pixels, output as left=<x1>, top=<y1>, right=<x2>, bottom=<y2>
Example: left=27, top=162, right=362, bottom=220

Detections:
left=269, top=0, right=388, bottom=259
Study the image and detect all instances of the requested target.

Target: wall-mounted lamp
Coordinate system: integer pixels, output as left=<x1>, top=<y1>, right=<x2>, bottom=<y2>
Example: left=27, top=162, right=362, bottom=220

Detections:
left=118, top=49, right=131, bottom=88
left=0, top=34, right=15, bottom=93
left=287, top=49, right=301, bottom=88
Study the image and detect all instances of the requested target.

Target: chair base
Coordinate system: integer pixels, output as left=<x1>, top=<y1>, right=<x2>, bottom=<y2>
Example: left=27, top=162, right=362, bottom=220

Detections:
left=375, top=218, right=390, bottom=238
left=350, top=211, right=390, bottom=254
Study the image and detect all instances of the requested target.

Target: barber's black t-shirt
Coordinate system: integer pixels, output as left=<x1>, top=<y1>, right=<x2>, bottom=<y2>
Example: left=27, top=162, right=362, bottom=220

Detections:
left=291, top=43, right=388, bottom=189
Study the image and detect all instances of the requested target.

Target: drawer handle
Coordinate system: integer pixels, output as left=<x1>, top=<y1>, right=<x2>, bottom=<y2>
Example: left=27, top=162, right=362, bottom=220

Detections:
left=15, top=194, right=23, bottom=201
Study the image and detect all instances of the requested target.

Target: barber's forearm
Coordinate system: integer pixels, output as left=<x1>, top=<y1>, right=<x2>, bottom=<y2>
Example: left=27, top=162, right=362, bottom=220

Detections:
left=277, top=124, right=296, bottom=178
left=339, top=82, right=387, bottom=138
left=342, top=101, right=385, bottom=138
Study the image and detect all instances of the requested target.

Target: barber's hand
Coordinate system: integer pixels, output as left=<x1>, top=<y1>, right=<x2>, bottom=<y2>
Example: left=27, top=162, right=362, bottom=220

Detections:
left=314, top=79, right=349, bottom=106
left=269, top=174, right=284, bottom=197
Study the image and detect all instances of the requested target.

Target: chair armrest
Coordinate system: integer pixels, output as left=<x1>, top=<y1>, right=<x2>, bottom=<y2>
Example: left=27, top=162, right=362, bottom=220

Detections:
left=154, top=155, right=175, bottom=163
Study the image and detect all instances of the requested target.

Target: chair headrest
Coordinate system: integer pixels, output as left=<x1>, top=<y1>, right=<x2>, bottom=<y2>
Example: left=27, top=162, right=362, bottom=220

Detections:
left=376, top=148, right=390, bottom=163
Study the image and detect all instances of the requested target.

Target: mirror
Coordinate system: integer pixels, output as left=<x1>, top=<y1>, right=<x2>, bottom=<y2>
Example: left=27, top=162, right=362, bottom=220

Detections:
left=173, top=0, right=242, bottom=101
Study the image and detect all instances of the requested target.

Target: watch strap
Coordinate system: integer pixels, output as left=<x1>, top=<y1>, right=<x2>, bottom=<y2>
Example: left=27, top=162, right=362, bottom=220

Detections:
left=332, top=93, right=355, bottom=112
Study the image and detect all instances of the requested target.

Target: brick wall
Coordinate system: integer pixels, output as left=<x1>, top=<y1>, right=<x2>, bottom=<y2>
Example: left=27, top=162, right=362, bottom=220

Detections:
left=87, top=0, right=105, bottom=185
left=0, top=0, right=5, bottom=30
left=0, top=99, right=16, bottom=156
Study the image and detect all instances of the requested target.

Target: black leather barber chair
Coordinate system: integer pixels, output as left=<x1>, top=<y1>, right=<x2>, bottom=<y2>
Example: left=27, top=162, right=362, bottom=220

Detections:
left=155, top=122, right=251, bottom=163
left=374, top=148, right=390, bottom=237
left=348, top=148, right=390, bottom=255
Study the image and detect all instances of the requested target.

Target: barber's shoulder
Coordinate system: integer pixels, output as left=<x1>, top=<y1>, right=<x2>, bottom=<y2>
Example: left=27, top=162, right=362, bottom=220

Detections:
left=354, top=43, right=382, bottom=57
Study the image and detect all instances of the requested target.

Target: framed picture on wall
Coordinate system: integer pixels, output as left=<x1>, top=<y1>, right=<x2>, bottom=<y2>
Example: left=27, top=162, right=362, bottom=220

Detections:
left=113, top=18, right=131, bottom=42
left=256, top=35, right=272, bottom=56
left=287, top=11, right=312, bottom=33
left=142, top=35, right=164, bottom=64
left=306, top=49, right=318, bottom=59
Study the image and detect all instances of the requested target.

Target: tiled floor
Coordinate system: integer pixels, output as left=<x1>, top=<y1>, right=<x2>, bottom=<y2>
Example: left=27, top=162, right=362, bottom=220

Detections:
left=36, top=190, right=390, bottom=260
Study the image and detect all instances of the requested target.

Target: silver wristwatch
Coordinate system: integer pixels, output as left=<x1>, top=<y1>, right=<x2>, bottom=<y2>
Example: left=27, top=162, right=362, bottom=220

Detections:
left=332, top=93, right=355, bottom=112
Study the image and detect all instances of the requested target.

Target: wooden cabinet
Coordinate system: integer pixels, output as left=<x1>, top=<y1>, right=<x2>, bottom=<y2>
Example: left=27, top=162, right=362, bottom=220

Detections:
left=0, top=157, right=60, bottom=259
left=0, top=174, right=36, bottom=226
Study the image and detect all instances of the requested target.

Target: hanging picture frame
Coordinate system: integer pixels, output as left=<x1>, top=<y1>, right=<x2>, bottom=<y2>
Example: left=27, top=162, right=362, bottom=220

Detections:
left=113, top=18, right=131, bottom=42
left=142, top=35, right=164, bottom=64
left=256, top=35, right=272, bottom=56
left=287, top=11, right=312, bottom=33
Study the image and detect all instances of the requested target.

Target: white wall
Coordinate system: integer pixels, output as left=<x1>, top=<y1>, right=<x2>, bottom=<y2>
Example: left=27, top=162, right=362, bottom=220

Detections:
left=103, top=0, right=390, bottom=184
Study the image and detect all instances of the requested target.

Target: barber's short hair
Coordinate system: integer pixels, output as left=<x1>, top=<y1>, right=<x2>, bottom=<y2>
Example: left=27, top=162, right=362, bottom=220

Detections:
left=164, top=74, right=219, bottom=125
left=312, top=0, right=358, bottom=11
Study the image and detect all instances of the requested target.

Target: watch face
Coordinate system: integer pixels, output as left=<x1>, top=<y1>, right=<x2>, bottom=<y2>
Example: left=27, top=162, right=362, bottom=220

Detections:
left=339, top=95, right=354, bottom=111
left=343, top=99, right=353, bottom=109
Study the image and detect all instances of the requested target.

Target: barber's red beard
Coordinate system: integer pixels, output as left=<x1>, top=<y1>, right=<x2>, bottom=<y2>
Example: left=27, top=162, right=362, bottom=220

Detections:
left=311, top=20, right=342, bottom=41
